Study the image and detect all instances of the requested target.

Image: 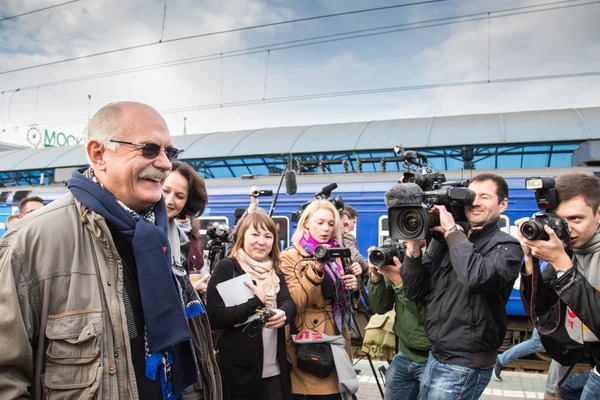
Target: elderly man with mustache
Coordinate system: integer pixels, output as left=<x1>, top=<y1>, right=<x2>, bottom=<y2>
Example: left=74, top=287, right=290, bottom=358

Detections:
left=0, top=102, right=220, bottom=400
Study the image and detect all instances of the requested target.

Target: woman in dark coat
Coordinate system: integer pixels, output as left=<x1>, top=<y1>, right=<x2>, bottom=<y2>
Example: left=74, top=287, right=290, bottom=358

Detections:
left=207, top=209, right=296, bottom=400
left=163, top=161, right=222, bottom=400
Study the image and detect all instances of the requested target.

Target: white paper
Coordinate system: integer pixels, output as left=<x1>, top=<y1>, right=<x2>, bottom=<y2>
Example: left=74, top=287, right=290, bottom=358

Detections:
left=216, top=273, right=260, bottom=327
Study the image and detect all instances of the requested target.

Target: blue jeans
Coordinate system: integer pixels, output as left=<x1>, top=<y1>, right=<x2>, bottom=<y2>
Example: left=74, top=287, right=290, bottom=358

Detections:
left=384, top=351, right=427, bottom=400
left=580, top=368, right=600, bottom=400
left=420, top=353, right=492, bottom=400
left=558, top=370, right=590, bottom=400
left=497, top=329, right=543, bottom=367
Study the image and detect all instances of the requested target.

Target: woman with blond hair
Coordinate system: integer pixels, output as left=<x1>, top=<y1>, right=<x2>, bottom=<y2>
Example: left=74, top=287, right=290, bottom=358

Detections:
left=280, top=200, right=359, bottom=400
left=207, top=209, right=296, bottom=400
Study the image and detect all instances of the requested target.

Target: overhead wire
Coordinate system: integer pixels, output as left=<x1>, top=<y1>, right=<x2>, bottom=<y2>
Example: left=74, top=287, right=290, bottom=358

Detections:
left=1, top=0, right=597, bottom=94
left=0, top=0, right=447, bottom=76
left=0, top=0, right=81, bottom=23
left=6, top=0, right=599, bottom=129
left=28, top=69, right=600, bottom=130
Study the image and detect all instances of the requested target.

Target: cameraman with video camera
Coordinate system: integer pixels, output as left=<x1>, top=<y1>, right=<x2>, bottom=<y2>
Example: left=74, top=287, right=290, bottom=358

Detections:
left=517, top=173, right=600, bottom=398
left=401, top=173, right=523, bottom=399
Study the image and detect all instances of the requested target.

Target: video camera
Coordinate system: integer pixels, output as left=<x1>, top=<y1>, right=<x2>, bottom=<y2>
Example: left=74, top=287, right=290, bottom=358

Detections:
left=205, top=222, right=232, bottom=273
left=369, top=239, right=406, bottom=267
left=206, top=222, right=231, bottom=245
left=519, top=177, right=570, bottom=242
left=314, top=245, right=351, bottom=262
left=251, top=189, right=273, bottom=197
left=385, top=149, right=473, bottom=241
left=292, top=183, right=345, bottom=223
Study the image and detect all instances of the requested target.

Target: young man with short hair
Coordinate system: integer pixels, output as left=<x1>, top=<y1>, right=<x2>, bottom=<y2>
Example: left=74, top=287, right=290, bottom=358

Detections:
left=518, top=173, right=600, bottom=398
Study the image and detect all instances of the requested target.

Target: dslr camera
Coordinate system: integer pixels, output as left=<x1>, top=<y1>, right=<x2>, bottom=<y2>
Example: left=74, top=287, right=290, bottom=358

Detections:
left=369, top=239, right=406, bottom=267
left=519, top=177, right=569, bottom=242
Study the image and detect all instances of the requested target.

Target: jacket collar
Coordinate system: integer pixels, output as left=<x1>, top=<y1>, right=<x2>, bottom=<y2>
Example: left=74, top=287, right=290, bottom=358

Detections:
left=468, top=217, right=500, bottom=240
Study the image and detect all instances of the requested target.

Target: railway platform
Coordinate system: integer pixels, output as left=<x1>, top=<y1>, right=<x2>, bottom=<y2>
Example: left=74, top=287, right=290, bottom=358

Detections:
left=353, top=359, right=556, bottom=399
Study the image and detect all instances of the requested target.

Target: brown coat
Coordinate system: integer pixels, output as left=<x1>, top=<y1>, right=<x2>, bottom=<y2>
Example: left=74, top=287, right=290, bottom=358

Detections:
left=280, top=244, right=352, bottom=396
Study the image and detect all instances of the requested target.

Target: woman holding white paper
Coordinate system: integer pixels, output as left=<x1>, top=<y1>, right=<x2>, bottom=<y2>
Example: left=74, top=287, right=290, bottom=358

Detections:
left=206, top=208, right=297, bottom=400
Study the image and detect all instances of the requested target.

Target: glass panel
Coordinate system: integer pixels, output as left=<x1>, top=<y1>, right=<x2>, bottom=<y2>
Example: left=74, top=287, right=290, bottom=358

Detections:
left=474, top=157, right=495, bottom=170
left=497, top=154, right=522, bottom=169
left=379, top=215, right=389, bottom=246
left=552, top=144, right=578, bottom=151
left=523, top=146, right=551, bottom=153
left=272, top=216, right=290, bottom=250
left=549, top=153, right=572, bottom=167
left=522, top=154, right=549, bottom=168
left=445, top=158, right=464, bottom=170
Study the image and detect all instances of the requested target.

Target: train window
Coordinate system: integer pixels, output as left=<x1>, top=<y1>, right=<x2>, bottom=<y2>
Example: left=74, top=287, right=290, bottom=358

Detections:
left=499, top=215, right=510, bottom=235
left=198, top=216, right=230, bottom=248
left=12, top=190, right=31, bottom=203
left=272, top=216, right=290, bottom=250
left=0, top=191, right=9, bottom=203
left=378, top=215, right=389, bottom=246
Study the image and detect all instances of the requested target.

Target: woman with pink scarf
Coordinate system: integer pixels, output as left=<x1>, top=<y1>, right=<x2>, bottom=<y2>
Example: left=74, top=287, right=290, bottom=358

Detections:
left=280, top=200, right=359, bottom=400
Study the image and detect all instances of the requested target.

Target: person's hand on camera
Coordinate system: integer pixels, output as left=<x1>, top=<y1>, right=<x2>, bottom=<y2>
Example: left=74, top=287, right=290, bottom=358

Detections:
left=244, top=280, right=267, bottom=305
left=367, top=246, right=382, bottom=281
left=248, top=185, right=260, bottom=214
left=431, top=205, right=456, bottom=233
left=192, top=274, right=210, bottom=294
left=372, top=254, right=402, bottom=285
left=350, top=261, right=362, bottom=277
left=515, top=217, right=533, bottom=257
left=404, top=240, right=422, bottom=258
left=265, top=309, right=286, bottom=329
left=341, top=273, right=358, bottom=291
left=520, top=225, right=572, bottom=271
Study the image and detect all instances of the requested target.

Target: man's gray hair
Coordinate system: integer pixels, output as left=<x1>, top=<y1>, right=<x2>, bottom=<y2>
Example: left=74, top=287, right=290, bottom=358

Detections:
left=84, top=102, right=126, bottom=164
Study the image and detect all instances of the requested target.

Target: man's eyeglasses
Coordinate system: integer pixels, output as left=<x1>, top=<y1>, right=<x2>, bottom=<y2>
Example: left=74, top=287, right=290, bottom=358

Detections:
left=109, top=140, right=183, bottom=161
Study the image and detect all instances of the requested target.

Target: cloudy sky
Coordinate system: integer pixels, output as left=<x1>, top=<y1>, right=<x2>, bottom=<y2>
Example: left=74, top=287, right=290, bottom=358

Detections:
left=0, top=0, right=599, bottom=147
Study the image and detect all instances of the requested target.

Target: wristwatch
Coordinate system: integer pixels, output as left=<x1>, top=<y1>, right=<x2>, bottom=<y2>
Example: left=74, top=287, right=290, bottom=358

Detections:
left=447, top=224, right=464, bottom=234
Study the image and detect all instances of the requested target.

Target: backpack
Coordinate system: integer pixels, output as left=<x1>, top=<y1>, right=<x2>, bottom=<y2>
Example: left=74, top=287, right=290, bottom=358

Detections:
left=361, top=309, right=396, bottom=361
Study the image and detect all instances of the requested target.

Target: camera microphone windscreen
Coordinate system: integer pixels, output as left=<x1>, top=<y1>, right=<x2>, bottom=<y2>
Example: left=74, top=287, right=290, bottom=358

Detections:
left=317, top=183, right=338, bottom=198
left=285, top=170, right=297, bottom=195
left=384, top=183, right=424, bottom=208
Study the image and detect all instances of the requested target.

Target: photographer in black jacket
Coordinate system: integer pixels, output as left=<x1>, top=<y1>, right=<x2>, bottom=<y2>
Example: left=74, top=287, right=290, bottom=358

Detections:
left=401, top=173, right=523, bottom=399
left=517, top=173, right=600, bottom=399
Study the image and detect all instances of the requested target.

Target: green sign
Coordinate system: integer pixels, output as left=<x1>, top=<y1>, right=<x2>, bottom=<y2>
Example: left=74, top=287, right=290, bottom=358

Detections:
left=44, top=130, right=84, bottom=147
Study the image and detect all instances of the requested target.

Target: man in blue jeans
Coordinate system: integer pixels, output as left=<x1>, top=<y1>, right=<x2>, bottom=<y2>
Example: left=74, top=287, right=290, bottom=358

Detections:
left=367, top=244, right=431, bottom=400
left=402, top=174, right=523, bottom=399
left=494, top=330, right=544, bottom=381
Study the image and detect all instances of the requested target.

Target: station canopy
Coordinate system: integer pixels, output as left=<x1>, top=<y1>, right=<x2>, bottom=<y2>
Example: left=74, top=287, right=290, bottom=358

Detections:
left=0, top=106, right=598, bottom=182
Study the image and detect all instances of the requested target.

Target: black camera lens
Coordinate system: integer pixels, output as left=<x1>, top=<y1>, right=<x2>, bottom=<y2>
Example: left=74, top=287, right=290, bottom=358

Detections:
left=520, top=220, right=549, bottom=241
left=398, top=209, right=423, bottom=239
left=314, top=245, right=329, bottom=260
left=369, top=249, right=389, bottom=267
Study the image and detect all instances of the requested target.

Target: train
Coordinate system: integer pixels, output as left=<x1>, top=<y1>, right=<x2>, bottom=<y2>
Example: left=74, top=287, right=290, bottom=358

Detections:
left=1, top=166, right=597, bottom=350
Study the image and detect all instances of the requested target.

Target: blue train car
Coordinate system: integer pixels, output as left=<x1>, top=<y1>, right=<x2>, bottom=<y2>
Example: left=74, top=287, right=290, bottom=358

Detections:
left=1, top=167, right=596, bottom=346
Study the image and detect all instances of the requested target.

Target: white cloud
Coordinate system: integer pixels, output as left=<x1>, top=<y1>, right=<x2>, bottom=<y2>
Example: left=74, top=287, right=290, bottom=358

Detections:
left=0, top=0, right=598, bottom=148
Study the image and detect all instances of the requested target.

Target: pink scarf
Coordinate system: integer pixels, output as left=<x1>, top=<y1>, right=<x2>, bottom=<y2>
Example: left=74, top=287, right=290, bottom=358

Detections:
left=298, top=231, right=350, bottom=333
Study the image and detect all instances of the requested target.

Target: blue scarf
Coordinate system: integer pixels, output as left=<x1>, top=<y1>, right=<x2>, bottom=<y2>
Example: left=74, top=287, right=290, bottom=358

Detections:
left=67, top=170, right=198, bottom=398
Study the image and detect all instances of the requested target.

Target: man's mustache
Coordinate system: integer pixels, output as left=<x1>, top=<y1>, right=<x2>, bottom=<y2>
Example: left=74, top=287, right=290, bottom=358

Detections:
left=138, top=167, right=169, bottom=181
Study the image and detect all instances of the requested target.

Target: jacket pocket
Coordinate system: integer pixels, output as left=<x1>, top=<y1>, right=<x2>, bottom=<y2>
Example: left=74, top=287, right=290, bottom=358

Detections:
left=44, top=309, right=103, bottom=400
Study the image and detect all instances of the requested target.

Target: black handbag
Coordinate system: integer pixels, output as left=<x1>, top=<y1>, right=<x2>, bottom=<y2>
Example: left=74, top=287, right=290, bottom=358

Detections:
left=296, top=341, right=335, bottom=378
left=291, top=320, right=335, bottom=378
